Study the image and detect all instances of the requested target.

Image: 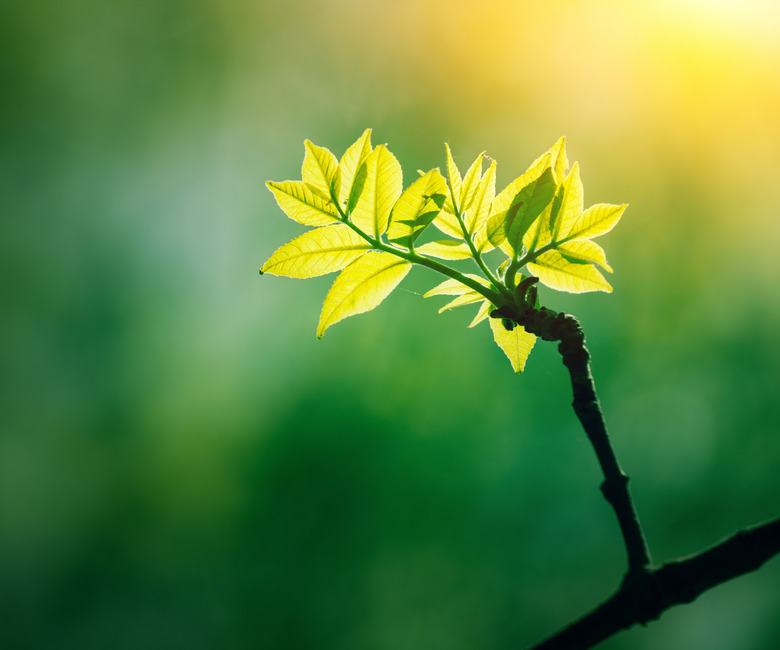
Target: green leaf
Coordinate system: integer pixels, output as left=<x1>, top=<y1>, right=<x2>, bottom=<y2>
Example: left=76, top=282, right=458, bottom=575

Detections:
left=468, top=300, right=493, bottom=328
left=386, top=168, right=447, bottom=246
left=548, top=136, right=569, bottom=183
left=527, top=248, right=612, bottom=293
left=302, top=140, right=338, bottom=197
left=489, top=318, right=536, bottom=373
left=503, top=166, right=557, bottom=254
left=336, top=129, right=373, bottom=208
left=444, top=143, right=463, bottom=213
left=464, top=159, right=496, bottom=235
left=459, top=152, right=485, bottom=215
left=423, top=274, right=488, bottom=298
left=317, top=251, right=411, bottom=337
left=260, top=224, right=371, bottom=278
left=557, top=239, right=613, bottom=273
left=489, top=153, right=552, bottom=248
left=564, top=203, right=627, bottom=242
left=351, top=144, right=403, bottom=238
left=414, top=240, right=472, bottom=260
left=550, top=162, right=584, bottom=242
left=432, top=210, right=466, bottom=240
left=437, top=291, right=484, bottom=313
left=266, top=180, right=340, bottom=226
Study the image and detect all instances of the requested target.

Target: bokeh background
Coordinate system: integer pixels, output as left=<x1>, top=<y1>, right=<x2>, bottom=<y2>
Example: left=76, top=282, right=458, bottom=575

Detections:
left=2, top=1, right=780, bottom=648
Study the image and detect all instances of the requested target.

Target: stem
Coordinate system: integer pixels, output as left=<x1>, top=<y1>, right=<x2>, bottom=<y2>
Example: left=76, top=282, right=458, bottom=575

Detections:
left=336, top=212, right=507, bottom=306
left=493, top=302, right=651, bottom=572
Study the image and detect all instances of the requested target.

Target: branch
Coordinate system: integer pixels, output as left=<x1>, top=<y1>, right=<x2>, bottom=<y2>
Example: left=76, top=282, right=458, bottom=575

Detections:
left=493, top=287, right=652, bottom=572
left=528, top=517, right=780, bottom=649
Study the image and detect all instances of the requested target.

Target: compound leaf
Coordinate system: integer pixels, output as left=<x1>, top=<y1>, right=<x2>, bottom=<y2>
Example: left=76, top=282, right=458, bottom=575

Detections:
left=489, top=318, right=536, bottom=373
left=260, top=224, right=371, bottom=278
left=317, top=251, right=411, bottom=337
left=386, top=168, right=446, bottom=246
left=266, top=180, right=340, bottom=226
left=351, top=144, right=403, bottom=238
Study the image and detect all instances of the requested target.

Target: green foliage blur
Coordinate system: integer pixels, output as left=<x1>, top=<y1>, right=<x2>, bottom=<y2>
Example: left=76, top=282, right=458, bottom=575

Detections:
left=2, top=1, right=779, bottom=648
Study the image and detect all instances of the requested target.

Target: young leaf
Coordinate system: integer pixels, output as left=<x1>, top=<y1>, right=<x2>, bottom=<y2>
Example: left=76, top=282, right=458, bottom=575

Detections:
left=550, top=162, right=584, bottom=242
left=386, top=168, right=447, bottom=246
left=437, top=291, right=484, bottom=313
left=351, top=144, right=403, bottom=238
left=414, top=240, right=472, bottom=260
left=527, top=248, right=612, bottom=293
left=302, top=140, right=338, bottom=197
left=336, top=129, right=373, bottom=208
left=266, top=180, right=340, bottom=226
left=260, top=224, right=371, bottom=278
left=468, top=300, right=493, bottom=328
left=504, top=166, right=557, bottom=254
left=459, top=152, right=485, bottom=215
left=557, top=239, right=613, bottom=273
left=548, top=136, right=569, bottom=183
left=317, top=251, right=411, bottom=338
left=464, top=159, right=496, bottom=235
left=423, top=274, right=489, bottom=298
left=489, top=317, right=536, bottom=373
left=444, top=143, right=463, bottom=213
left=563, top=203, right=627, bottom=242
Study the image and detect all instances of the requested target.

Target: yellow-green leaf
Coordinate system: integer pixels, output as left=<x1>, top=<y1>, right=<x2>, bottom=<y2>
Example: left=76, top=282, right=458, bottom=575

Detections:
left=557, top=239, right=613, bottom=273
left=423, top=274, right=488, bottom=298
left=438, top=291, right=484, bottom=312
left=266, top=180, right=340, bottom=226
left=464, top=159, right=496, bottom=234
left=351, top=144, right=403, bottom=238
left=260, top=224, right=371, bottom=278
left=386, top=168, right=446, bottom=245
left=302, top=140, right=338, bottom=197
left=550, top=162, right=584, bottom=242
left=504, top=166, right=557, bottom=254
left=527, top=248, right=612, bottom=293
left=444, top=143, right=463, bottom=213
left=414, top=240, right=472, bottom=260
left=548, top=136, right=569, bottom=183
left=564, top=203, right=627, bottom=242
left=459, top=152, right=485, bottom=215
left=489, top=318, right=536, bottom=373
left=317, top=251, right=411, bottom=337
left=432, top=210, right=465, bottom=240
left=336, top=129, right=372, bottom=207
left=468, top=300, right=493, bottom=328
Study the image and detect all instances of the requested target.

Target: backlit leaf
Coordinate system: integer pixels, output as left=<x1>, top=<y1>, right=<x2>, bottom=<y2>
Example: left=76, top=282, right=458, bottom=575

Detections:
left=504, top=166, right=557, bottom=253
left=260, top=224, right=371, bottom=278
left=489, top=318, right=536, bottom=373
left=564, top=203, right=627, bottom=242
left=438, top=291, right=484, bottom=312
left=468, top=300, right=493, bottom=328
left=464, top=159, right=496, bottom=234
left=527, top=248, right=612, bottom=293
left=444, top=143, right=463, bottom=213
left=550, top=162, right=584, bottom=242
left=351, top=144, right=403, bottom=238
left=557, top=239, right=613, bottom=273
left=386, top=168, right=447, bottom=246
left=317, top=251, right=411, bottom=338
left=423, top=274, right=488, bottom=298
left=459, top=152, right=485, bottom=215
left=266, top=180, right=340, bottom=226
left=414, top=240, right=472, bottom=260
left=302, top=140, right=338, bottom=197
left=336, top=129, right=372, bottom=207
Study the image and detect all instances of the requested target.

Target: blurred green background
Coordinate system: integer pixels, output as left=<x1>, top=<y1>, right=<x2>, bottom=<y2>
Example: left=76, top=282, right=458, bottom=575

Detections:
left=2, top=1, right=779, bottom=648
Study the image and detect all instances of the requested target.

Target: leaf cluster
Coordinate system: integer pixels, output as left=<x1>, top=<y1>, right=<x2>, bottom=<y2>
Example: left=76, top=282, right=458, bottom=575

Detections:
left=261, top=130, right=626, bottom=372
